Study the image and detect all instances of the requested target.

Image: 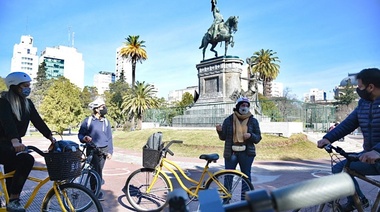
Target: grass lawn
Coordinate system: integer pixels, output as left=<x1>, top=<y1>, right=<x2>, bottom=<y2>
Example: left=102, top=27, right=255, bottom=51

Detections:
left=112, top=128, right=329, bottom=161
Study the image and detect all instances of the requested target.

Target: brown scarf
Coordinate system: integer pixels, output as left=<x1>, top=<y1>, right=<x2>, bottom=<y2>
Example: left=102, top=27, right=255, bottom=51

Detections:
left=233, top=111, right=252, bottom=144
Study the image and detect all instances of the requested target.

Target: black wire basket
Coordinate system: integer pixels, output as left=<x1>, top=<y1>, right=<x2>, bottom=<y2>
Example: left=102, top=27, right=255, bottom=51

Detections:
left=44, top=151, right=82, bottom=181
left=142, top=148, right=162, bottom=169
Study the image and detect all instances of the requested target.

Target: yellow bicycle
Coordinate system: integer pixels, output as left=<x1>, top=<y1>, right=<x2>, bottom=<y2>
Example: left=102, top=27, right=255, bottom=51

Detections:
left=123, top=140, right=254, bottom=211
left=0, top=145, right=103, bottom=212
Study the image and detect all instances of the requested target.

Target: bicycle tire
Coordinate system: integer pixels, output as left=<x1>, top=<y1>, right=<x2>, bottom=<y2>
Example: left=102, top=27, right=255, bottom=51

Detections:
left=41, top=182, right=103, bottom=212
left=123, top=168, right=171, bottom=212
left=71, top=169, right=102, bottom=196
left=204, top=171, right=254, bottom=205
left=294, top=201, right=342, bottom=212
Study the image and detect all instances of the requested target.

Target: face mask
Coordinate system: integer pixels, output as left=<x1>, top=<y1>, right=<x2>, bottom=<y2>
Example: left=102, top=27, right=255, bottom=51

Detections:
left=356, top=87, right=372, bottom=101
left=21, top=87, right=31, bottom=97
left=239, top=107, right=249, bottom=115
left=99, top=106, right=108, bottom=116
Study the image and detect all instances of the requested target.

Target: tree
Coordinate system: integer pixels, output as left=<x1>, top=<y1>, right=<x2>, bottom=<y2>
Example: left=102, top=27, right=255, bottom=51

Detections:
left=334, top=79, right=357, bottom=107
left=39, top=77, right=83, bottom=134
left=30, top=62, right=52, bottom=109
left=104, top=80, right=131, bottom=128
left=271, top=87, right=302, bottom=122
left=174, top=92, right=194, bottom=114
left=248, top=49, right=280, bottom=97
left=333, top=79, right=358, bottom=121
left=0, top=77, right=6, bottom=92
left=80, top=86, right=98, bottom=116
left=121, top=81, right=160, bottom=130
left=119, top=35, right=148, bottom=86
left=259, top=94, right=281, bottom=121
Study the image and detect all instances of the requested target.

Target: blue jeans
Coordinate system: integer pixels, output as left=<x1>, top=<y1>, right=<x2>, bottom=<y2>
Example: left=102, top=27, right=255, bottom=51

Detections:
left=224, top=151, right=254, bottom=200
left=332, top=158, right=380, bottom=203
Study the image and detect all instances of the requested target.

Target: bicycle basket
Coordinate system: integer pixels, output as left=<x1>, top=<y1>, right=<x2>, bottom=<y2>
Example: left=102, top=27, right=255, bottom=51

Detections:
left=44, top=151, right=82, bottom=181
left=142, top=147, right=163, bottom=169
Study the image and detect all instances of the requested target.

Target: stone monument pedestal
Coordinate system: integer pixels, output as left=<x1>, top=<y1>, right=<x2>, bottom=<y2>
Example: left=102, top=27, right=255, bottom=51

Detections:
left=172, top=56, right=244, bottom=127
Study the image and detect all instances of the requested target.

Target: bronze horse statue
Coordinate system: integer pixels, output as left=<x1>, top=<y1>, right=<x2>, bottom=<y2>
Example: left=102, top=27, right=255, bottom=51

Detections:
left=199, top=16, right=238, bottom=60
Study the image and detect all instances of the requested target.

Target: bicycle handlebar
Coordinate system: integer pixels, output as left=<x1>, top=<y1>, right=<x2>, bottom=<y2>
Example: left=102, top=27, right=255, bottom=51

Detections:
left=25, top=145, right=45, bottom=157
left=163, top=140, right=183, bottom=156
left=193, top=172, right=355, bottom=212
left=324, top=144, right=361, bottom=161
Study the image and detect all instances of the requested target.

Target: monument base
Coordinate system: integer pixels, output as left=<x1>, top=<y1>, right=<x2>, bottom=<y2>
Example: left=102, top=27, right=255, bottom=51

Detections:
left=172, top=102, right=235, bottom=127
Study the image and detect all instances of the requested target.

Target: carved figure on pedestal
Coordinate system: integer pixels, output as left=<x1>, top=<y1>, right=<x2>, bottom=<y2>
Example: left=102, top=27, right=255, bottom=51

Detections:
left=199, top=0, right=239, bottom=60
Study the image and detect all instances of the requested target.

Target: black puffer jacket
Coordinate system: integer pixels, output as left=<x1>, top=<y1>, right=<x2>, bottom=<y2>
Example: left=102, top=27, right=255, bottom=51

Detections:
left=324, top=97, right=380, bottom=152
left=217, top=114, right=262, bottom=159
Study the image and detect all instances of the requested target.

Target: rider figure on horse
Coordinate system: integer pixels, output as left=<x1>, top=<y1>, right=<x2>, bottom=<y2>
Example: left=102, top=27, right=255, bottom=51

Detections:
left=208, top=0, right=224, bottom=40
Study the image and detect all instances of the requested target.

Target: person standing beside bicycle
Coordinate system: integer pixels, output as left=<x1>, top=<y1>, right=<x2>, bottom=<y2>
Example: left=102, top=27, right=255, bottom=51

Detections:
left=0, top=72, right=55, bottom=212
left=317, top=68, right=380, bottom=211
left=78, top=97, right=113, bottom=201
left=216, top=97, right=262, bottom=190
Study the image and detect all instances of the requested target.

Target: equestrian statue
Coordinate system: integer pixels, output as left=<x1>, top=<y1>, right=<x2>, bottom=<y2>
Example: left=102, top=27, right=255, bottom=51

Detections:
left=199, top=0, right=238, bottom=60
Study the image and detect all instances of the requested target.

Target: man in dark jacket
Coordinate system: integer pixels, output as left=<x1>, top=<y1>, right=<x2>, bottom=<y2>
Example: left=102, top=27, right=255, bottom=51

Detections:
left=317, top=68, right=380, bottom=211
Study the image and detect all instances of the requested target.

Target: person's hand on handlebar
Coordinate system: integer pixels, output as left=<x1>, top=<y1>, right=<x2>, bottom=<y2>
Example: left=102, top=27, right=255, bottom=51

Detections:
left=11, top=138, right=25, bottom=152
left=359, top=150, right=380, bottom=164
left=83, top=136, right=92, bottom=143
left=317, top=138, right=331, bottom=148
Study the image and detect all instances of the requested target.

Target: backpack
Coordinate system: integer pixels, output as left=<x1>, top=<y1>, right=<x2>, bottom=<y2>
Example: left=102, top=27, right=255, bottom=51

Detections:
left=87, top=116, right=108, bottom=132
left=144, top=132, right=163, bottom=150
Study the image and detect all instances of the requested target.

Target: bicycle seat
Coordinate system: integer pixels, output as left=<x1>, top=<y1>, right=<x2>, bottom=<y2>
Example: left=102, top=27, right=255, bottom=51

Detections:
left=199, top=154, right=219, bottom=162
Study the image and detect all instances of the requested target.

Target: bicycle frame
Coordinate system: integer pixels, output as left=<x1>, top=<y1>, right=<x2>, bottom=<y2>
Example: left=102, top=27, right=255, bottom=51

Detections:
left=0, top=166, right=73, bottom=212
left=343, top=162, right=380, bottom=212
left=327, top=145, right=380, bottom=212
left=148, top=156, right=249, bottom=199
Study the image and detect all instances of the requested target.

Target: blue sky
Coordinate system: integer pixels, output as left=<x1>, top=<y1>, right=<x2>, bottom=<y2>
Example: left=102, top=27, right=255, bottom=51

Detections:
left=1, top=0, right=379, bottom=100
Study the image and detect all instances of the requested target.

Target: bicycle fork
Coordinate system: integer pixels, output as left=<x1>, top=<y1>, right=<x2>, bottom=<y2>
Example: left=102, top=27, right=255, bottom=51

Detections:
left=53, top=183, right=74, bottom=212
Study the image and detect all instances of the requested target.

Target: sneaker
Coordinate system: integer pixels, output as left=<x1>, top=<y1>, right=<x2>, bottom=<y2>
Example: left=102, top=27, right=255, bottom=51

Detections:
left=6, top=199, right=25, bottom=212
left=341, top=198, right=369, bottom=212
left=98, top=191, right=104, bottom=201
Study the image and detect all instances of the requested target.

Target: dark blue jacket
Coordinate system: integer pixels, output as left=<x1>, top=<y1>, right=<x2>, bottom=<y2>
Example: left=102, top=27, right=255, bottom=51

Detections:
left=78, top=115, right=113, bottom=154
left=217, top=114, right=262, bottom=159
left=324, top=97, right=380, bottom=152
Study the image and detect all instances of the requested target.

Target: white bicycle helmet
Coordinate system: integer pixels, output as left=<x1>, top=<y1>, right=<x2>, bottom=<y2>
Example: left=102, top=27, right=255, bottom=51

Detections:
left=88, top=98, right=105, bottom=110
left=5, top=72, right=32, bottom=89
left=236, top=97, right=250, bottom=106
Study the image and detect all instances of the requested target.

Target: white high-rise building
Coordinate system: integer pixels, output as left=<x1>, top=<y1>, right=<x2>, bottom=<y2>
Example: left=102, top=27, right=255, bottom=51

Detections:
left=10, top=35, right=39, bottom=82
left=39, top=46, right=85, bottom=89
left=305, top=88, right=326, bottom=102
left=115, top=46, right=132, bottom=85
left=271, top=82, right=284, bottom=97
left=168, top=86, right=198, bottom=103
left=93, top=71, right=116, bottom=94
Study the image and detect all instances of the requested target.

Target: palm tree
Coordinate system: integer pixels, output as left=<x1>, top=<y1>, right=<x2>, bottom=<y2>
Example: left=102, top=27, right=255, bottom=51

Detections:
left=247, top=49, right=280, bottom=97
left=121, top=81, right=160, bottom=130
left=119, top=35, right=148, bottom=86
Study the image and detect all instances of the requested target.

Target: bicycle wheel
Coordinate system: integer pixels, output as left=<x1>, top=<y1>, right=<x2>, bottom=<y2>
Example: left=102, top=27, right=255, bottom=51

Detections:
left=124, top=168, right=171, bottom=212
left=204, top=171, right=254, bottom=205
left=71, top=169, right=101, bottom=196
left=294, top=201, right=342, bottom=212
left=42, top=182, right=103, bottom=212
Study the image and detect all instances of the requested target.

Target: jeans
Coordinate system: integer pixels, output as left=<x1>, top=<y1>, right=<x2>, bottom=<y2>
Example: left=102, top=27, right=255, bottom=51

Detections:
left=224, top=151, right=254, bottom=199
left=332, top=158, right=380, bottom=202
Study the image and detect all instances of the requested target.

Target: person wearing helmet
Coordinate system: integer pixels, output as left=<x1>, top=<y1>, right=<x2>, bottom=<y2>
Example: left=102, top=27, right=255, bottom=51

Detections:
left=215, top=97, right=261, bottom=198
left=78, top=97, right=113, bottom=201
left=0, top=72, right=55, bottom=212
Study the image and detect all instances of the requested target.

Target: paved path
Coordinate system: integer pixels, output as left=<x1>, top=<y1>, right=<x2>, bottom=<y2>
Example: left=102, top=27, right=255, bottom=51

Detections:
left=19, top=132, right=379, bottom=211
